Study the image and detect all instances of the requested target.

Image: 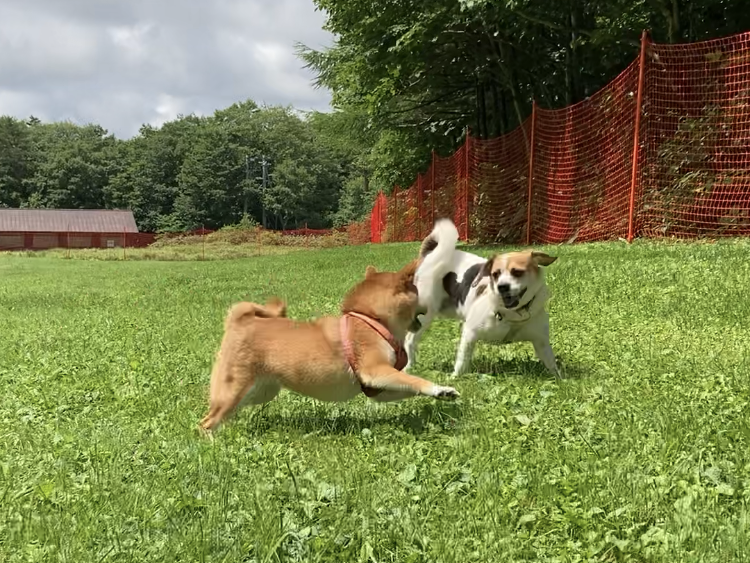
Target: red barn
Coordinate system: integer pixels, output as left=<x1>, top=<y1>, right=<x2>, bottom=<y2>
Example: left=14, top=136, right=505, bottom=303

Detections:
left=0, top=209, right=152, bottom=251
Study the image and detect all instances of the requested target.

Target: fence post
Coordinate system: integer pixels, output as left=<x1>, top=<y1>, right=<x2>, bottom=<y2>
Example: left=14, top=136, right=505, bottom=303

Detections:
left=628, top=30, right=649, bottom=243
left=526, top=100, right=538, bottom=246
left=416, top=174, right=423, bottom=239
left=378, top=190, right=388, bottom=242
left=464, top=127, right=471, bottom=241
left=372, top=192, right=380, bottom=243
left=430, top=150, right=436, bottom=227
left=393, top=185, right=399, bottom=241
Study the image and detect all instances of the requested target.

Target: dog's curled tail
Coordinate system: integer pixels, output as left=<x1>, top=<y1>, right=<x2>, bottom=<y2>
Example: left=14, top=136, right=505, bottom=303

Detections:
left=419, top=218, right=458, bottom=260
left=418, top=218, right=458, bottom=273
left=225, top=297, right=287, bottom=329
left=415, top=219, right=459, bottom=306
left=419, top=218, right=459, bottom=260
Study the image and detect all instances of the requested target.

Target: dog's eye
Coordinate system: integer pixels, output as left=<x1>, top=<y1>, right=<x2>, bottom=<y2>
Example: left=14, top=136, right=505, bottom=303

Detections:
left=492, top=271, right=501, bottom=280
left=510, top=269, right=525, bottom=278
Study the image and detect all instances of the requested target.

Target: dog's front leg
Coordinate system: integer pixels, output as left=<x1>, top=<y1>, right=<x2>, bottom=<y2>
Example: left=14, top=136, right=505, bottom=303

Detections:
left=359, top=365, right=459, bottom=402
left=403, top=330, right=421, bottom=373
left=532, top=339, right=559, bottom=375
left=452, top=324, right=477, bottom=377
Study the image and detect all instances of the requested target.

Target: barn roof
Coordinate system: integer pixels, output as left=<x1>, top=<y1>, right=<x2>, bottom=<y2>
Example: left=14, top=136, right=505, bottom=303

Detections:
left=0, top=209, right=139, bottom=233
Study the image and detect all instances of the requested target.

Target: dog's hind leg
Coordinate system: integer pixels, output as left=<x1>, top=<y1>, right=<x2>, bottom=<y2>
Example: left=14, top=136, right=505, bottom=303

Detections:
left=199, top=369, right=280, bottom=433
left=404, top=311, right=434, bottom=372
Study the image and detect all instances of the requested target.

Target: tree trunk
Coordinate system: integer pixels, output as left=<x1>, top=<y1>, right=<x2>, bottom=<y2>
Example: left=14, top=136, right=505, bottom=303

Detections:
left=497, top=84, right=508, bottom=135
left=484, top=29, right=528, bottom=146
left=659, top=0, right=681, bottom=43
left=490, top=81, right=503, bottom=136
left=564, top=44, right=574, bottom=106
left=496, top=42, right=526, bottom=132
left=478, top=79, right=488, bottom=139
left=568, top=3, right=582, bottom=103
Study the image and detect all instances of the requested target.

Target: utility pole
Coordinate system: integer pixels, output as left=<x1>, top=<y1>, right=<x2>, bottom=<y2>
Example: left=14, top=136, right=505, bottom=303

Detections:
left=245, top=154, right=271, bottom=228
left=261, top=155, right=269, bottom=229
left=244, top=155, right=250, bottom=217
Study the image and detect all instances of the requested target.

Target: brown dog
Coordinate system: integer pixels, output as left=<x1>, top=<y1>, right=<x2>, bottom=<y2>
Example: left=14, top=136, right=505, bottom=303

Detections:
left=199, top=261, right=459, bottom=432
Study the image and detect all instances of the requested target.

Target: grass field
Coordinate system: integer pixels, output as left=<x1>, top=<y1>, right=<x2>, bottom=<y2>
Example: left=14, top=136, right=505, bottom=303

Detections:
left=1, top=240, right=749, bottom=562
left=9, top=241, right=303, bottom=262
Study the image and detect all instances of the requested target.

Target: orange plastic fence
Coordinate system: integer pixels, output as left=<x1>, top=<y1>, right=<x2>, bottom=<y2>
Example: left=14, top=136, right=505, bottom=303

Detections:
left=369, top=30, right=750, bottom=244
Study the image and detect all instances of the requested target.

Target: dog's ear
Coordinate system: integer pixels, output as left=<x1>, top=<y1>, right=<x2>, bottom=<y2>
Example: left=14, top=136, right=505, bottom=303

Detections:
left=397, top=260, right=418, bottom=292
left=266, top=297, right=287, bottom=318
left=365, top=265, right=377, bottom=278
left=399, top=259, right=418, bottom=277
left=471, top=255, right=496, bottom=287
left=532, top=252, right=557, bottom=267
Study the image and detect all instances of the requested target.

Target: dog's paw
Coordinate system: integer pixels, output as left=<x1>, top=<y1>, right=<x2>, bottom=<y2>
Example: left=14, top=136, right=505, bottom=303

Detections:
left=433, top=385, right=460, bottom=400
left=198, top=425, right=216, bottom=441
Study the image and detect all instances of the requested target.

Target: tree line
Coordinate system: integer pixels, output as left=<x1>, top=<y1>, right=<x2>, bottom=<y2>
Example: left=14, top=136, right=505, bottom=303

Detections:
left=0, top=103, right=386, bottom=232
left=2, top=0, right=748, bottom=232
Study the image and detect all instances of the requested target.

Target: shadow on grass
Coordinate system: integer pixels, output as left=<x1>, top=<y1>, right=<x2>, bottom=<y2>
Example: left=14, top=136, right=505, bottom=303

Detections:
left=434, top=355, right=591, bottom=381
left=243, top=399, right=466, bottom=437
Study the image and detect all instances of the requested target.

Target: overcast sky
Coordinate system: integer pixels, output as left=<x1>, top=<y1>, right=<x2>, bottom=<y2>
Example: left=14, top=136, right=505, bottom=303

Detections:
left=0, top=0, right=334, bottom=138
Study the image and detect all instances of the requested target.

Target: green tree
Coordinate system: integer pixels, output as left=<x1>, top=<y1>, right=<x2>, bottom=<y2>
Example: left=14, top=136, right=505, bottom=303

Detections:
left=107, top=115, right=204, bottom=232
left=300, top=0, right=750, bottom=187
left=0, top=117, right=36, bottom=207
left=26, top=122, right=118, bottom=209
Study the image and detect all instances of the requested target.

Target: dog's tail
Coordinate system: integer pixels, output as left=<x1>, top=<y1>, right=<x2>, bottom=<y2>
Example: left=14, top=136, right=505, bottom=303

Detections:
left=225, top=297, right=287, bottom=329
left=415, top=219, right=459, bottom=305
left=419, top=218, right=459, bottom=261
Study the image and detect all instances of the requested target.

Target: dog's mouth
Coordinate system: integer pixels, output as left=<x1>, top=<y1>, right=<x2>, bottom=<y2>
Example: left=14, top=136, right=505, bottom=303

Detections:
left=500, top=288, right=526, bottom=309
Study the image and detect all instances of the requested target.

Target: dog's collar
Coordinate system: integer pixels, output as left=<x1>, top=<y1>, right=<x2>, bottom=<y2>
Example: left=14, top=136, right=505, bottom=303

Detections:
left=496, top=295, right=536, bottom=322
left=340, top=312, right=408, bottom=385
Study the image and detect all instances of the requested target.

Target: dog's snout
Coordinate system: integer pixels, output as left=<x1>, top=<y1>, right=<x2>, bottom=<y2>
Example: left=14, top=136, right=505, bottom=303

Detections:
left=497, top=283, right=511, bottom=294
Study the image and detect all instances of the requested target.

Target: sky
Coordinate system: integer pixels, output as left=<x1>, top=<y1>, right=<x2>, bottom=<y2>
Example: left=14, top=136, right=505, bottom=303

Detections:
left=0, top=0, right=334, bottom=138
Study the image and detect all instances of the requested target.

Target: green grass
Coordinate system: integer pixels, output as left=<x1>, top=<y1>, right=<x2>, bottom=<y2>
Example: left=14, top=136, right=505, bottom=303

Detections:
left=0, top=240, right=748, bottom=562
left=4, top=228, right=351, bottom=261
left=5, top=241, right=302, bottom=261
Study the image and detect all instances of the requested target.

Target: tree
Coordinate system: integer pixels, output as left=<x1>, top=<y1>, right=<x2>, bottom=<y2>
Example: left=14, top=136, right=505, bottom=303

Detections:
left=300, top=0, right=750, bottom=178
left=26, top=122, right=118, bottom=209
left=0, top=117, right=36, bottom=207
left=107, top=115, right=204, bottom=231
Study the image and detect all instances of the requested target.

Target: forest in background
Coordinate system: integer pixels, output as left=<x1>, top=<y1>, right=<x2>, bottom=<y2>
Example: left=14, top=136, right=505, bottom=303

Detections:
left=1, top=0, right=749, bottom=232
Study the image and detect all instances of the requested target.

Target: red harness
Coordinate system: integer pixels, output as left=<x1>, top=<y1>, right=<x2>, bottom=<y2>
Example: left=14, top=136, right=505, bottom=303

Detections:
left=340, top=312, right=408, bottom=394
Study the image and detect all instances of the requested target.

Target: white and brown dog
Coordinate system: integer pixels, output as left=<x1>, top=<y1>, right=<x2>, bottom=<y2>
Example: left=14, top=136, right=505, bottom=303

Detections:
left=200, top=261, right=459, bottom=433
left=405, top=219, right=559, bottom=377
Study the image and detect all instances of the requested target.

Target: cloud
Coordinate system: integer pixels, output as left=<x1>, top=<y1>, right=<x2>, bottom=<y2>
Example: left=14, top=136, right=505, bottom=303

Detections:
left=0, top=0, right=333, bottom=138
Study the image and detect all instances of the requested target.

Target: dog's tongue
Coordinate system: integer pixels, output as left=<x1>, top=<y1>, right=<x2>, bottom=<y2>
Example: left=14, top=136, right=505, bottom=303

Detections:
left=502, top=288, right=526, bottom=309
left=503, top=296, right=519, bottom=309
